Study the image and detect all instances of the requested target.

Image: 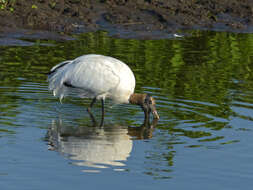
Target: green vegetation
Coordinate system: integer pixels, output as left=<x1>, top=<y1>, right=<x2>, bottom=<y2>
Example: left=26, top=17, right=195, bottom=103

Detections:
left=0, top=0, right=7, bottom=9
left=49, top=1, right=56, bottom=9
left=0, top=0, right=15, bottom=11
left=31, top=4, right=38, bottom=9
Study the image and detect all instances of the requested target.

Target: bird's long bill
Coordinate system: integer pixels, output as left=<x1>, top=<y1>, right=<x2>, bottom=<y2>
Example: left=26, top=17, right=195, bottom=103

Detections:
left=150, top=106, right=160, bottom=120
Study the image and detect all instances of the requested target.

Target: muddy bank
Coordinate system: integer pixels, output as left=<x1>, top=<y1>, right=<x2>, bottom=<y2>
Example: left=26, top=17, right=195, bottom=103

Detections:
left=0, top=0, right=253, bottom=40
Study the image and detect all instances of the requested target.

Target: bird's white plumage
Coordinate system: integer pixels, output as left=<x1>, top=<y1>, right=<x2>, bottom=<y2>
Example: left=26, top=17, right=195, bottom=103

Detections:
left=48, top=54, right=136, bottom=104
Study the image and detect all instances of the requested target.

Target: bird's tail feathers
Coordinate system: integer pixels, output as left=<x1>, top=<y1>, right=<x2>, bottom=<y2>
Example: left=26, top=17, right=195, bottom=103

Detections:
left=48, top=60, right=73, bottom=101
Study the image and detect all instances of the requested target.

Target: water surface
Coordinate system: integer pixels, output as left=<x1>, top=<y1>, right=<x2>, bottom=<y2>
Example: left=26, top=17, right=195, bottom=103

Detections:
left=1, top=31, right=253, bottom=189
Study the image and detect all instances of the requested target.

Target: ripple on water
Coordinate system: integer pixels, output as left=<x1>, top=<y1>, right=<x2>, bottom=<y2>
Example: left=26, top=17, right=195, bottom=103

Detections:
left=1, top=31, right=253, bottom=189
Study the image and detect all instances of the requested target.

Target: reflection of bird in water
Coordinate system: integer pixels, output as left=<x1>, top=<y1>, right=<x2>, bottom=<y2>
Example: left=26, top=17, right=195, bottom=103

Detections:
left=127, top=119, right=158, bottom=140
left=47, top=54, right=159, bottom=126
left=46, top=119, right=158, bottom=171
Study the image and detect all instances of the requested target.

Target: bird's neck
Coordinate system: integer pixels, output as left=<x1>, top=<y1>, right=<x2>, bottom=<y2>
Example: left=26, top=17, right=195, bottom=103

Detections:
left=129, top=93, right=146, bottom=105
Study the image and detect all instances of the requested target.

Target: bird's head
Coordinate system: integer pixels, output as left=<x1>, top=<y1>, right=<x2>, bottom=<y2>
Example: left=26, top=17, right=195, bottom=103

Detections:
left=129, top=93, right=160, bottom=120
left=142, top=94, right=160, bottom=120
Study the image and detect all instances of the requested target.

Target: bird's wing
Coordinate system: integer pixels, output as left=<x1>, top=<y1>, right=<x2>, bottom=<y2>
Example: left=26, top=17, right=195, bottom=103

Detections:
left=48, top=60, right=72, bottom=75
left=63, top=58, right=121, bottom=98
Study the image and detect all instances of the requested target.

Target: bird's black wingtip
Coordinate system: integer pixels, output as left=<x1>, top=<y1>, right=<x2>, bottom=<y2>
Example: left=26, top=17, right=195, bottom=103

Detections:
left=46, top=71, right=54, bottom=75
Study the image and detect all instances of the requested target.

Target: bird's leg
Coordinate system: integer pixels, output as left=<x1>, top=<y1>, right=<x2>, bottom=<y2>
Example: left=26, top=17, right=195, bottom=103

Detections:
left=87, top=98, right=97, bottom=125
left=87, top=97, right=97, bottom=113
left=143, top=109, right=150, bottom=126
left=100, top=99, right=105, bottom=127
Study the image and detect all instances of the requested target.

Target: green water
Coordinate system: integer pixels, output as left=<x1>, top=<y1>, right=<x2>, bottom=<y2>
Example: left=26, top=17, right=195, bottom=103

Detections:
left=0, top=31, right=253, bottom=189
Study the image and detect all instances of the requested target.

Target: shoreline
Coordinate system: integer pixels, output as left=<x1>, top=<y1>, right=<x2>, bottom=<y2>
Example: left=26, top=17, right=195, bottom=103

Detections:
left=0, top=0, right=252, bottom=44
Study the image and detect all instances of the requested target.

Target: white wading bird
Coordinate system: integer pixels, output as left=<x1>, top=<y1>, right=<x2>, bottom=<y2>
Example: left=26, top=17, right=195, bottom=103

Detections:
left=48, top=54, right=159, bottom=125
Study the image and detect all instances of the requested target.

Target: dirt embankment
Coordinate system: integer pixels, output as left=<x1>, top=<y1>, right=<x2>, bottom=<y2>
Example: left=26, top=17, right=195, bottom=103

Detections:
left=0, top=0, right=253, bottom=39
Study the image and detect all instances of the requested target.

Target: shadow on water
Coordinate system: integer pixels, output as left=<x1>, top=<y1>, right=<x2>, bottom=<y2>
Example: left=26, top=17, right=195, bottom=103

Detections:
left=45, top=118, right=158, bottom=172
